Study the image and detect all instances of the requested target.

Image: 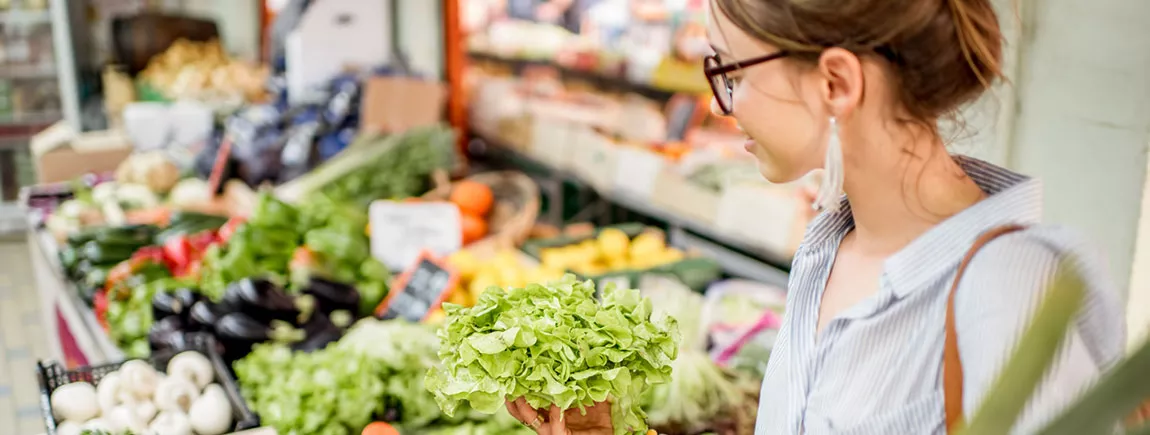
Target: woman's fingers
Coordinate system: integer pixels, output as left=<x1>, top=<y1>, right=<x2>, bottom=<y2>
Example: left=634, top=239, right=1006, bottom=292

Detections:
left=549, top=405, right=569, bottom=435
left=512, top=398, right=545, bottom=432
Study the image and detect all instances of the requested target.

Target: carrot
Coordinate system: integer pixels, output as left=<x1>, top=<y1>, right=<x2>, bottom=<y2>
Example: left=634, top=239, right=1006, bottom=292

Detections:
left=362, top=422, right=400, bottom=435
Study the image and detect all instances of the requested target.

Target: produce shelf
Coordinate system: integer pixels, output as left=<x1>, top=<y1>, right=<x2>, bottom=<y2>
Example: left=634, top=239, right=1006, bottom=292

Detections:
left=467, top=134, right=793, bottom=283
left=468, top=51, right=681, bottom=101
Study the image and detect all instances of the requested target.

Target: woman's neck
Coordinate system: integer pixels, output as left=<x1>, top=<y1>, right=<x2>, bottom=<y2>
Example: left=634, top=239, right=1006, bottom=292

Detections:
left=841, top=134, right=987, bottom=256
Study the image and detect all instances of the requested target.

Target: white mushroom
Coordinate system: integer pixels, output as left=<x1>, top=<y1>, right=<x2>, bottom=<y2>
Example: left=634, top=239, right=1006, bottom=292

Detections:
left=149, top=410, right=193, bottom=435
left=133, top=399, right=158, bottom=424
left=166, top=351, right=214, bottom=390
left=55, top=421, right=83, bottom=435
left=107, top=403, right=149, bottom=434
left=96, top=372, right=123, bottom=415
left=118, top=359, right=160, bottom=400
left=188, top=384, right=233, bottom=435
left=50, top=382, right=100, bottom=422
left=81, top=418, right=112, bottom=432
left=153, top=375, right=200, bottom=413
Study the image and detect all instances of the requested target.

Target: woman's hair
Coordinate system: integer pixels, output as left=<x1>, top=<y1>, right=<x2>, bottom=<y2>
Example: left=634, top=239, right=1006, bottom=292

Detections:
left=712, top=0, right=1003, bottom=122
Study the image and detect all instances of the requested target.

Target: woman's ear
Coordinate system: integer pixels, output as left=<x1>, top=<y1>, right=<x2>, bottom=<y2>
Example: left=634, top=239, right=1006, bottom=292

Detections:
left=816, top=48, right=865, bottom=118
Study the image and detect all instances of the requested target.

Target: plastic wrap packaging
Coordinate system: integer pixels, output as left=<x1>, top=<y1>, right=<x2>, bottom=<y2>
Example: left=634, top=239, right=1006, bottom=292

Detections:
left=701, top=280, right=786, bottom=379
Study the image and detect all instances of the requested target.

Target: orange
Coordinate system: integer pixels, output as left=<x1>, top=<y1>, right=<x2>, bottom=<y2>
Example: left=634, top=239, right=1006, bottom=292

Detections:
left=449, top=181, right=494, bottom=217
left=362, top=422, right=400, bottom=435
left=461, top=213, right=488, bottom=245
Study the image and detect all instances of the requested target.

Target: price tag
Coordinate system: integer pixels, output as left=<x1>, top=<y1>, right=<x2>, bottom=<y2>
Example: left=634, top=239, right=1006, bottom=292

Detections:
left=369, top=201, right=462, bottom=270
left=375, top=251, right=460, bottom=322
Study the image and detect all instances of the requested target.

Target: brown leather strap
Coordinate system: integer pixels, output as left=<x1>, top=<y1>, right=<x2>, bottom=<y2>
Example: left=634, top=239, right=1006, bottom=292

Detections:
left=945, top=224, right=1028, bottom=432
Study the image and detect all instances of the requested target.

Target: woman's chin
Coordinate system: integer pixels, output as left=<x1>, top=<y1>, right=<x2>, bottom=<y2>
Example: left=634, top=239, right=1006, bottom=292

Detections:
left=755, top=162, right=798, bottom=184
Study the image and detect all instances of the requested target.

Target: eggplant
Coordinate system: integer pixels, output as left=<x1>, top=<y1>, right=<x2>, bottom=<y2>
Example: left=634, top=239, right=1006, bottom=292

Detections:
left=152, top=288, right=200, bottom=322
left=222, top=278, right=300, bottom=324
left=290, top=312, right=343, bottom=353
left=188, top=301, right=230, bottom=332
left=215, top=313, right=304, bottom=362
left=215, top=313, right=272, bottom=362
left=148, top=315, right=189, bottom=352
left=302, top=277, right=361, bottom=315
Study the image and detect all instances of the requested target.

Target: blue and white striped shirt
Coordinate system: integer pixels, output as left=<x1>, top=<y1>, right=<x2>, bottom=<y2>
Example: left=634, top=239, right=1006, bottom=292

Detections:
left=755, top=157, right=1126, bottom=434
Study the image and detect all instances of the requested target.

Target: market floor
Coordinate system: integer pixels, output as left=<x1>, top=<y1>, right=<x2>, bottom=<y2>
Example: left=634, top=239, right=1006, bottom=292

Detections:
left=0, top=239, right=52, bottom=435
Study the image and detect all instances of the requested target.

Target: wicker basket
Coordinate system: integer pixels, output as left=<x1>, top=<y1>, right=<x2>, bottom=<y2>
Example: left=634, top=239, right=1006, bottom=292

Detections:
left=423, top=170, right=540, bottom=249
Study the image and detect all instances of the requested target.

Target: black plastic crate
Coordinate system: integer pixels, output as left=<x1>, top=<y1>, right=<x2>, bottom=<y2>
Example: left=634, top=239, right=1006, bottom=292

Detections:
left=36, top=333, right=260, bottom=434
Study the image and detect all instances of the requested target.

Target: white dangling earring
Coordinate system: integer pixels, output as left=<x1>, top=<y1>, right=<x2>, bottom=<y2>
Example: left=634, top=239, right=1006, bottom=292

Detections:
left=814, top=117, right=844, bottom=212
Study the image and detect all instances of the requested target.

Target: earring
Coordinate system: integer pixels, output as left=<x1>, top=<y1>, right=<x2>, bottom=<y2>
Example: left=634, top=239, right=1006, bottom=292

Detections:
left=814, top=117, right=844, bottom=212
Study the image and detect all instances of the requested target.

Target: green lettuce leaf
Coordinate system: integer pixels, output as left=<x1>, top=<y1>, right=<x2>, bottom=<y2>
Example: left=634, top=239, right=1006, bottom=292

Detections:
left=426, top=275, right=680, bottom=435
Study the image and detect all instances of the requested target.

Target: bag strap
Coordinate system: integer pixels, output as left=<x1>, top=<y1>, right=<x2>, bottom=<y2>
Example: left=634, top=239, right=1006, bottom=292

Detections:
left=945, top=224, right=1028, bottom=432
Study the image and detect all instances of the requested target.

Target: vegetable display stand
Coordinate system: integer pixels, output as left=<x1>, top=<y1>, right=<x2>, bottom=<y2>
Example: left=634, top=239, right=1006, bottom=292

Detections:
left=36, top=334, right=260, bottom=435
left=521, top=223, right=722, bottom=292
left=421, top=170, right=540, bottom=247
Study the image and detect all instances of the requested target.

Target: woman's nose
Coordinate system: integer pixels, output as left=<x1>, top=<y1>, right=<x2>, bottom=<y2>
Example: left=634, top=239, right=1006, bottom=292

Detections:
left=710, top=98, right=723, bottom=116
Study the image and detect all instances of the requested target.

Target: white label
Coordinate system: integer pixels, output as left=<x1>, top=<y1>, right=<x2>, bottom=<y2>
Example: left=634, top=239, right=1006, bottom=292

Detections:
left=369, top=201, right=462, bottom=270
left=612, top=147, right=665, bottom=199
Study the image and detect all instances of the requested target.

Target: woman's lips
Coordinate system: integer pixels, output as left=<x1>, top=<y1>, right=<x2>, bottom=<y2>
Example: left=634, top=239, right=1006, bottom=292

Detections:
left=744, top=139, right=755, bottom=153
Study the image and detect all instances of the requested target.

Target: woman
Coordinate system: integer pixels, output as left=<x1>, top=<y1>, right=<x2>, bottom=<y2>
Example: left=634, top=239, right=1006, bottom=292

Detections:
left=507, top=0, right=1126, bottom=433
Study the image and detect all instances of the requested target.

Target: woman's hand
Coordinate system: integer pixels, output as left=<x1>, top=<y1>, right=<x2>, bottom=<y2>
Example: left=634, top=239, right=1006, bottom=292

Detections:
left=506, top=398, right=614, bottom=435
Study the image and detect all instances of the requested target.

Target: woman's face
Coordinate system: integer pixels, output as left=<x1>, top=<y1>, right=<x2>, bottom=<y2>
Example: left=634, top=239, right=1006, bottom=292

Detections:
left=705, top=4, right=828, bottom=184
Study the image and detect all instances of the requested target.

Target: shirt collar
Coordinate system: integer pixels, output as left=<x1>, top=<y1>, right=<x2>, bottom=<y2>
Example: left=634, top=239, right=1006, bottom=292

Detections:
left=799, top=156, right=1042, bottom=298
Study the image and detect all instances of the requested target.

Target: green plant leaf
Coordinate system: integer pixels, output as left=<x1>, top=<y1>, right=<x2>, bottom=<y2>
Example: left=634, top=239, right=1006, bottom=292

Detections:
left=1036, top=335, right=1150, bottom=435
left=957, top=260, right=1086, bottom=435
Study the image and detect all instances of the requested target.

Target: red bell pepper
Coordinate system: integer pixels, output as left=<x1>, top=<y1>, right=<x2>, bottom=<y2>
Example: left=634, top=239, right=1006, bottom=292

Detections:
left=163, top=236, right=192, bottom=271
left=188, top=230, right=219, bottom=252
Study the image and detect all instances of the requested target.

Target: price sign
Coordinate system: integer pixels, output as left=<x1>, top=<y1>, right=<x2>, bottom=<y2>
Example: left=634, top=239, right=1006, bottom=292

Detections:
left=369, top=200, right=462, bottom=271
left=375, top=251, right=460, bottom=322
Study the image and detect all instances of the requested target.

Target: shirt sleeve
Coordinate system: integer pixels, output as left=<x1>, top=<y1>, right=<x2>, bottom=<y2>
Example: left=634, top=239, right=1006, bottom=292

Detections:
left=953, top=231, right=1125, bottom=434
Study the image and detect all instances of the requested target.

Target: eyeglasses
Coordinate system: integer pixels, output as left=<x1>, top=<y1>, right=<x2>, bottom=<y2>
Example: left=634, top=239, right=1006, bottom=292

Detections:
left=704, top=51, right=789, bottom=115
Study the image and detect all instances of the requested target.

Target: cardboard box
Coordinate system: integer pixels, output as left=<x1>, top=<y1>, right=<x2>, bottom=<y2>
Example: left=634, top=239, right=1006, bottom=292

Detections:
left=360, top=76, right=447, bottom=134
left=31, top=123, right=134, bottom=184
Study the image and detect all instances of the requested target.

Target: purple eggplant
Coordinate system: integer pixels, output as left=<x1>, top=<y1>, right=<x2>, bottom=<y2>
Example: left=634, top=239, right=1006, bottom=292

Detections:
left=188, top=300, right=230, bottom=332
left=302, top=277, right=361, bottom=315
left=214, top=313, right=303, bottom=361
left=222, top=278, right=300, bottom=324
left=148, top=315, right=189, bottom=352
left=290, top=312, right=343, bottom=353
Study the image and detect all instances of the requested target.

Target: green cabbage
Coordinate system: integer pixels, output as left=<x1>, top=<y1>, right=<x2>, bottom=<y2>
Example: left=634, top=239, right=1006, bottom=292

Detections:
left=426, top=275, right=680, bottom=435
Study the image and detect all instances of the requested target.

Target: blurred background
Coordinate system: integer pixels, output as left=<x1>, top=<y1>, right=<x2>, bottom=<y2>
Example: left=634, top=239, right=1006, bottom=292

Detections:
left=0, top=0, right=1148, bottom=434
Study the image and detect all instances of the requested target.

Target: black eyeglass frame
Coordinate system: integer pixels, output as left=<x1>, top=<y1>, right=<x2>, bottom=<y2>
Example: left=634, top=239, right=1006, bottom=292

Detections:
left=703, top=51, right=790, bottom=115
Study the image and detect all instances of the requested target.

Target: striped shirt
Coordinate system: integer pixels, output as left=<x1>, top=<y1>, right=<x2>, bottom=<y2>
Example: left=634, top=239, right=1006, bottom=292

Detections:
left=754, top=156, right=1126, bottom=434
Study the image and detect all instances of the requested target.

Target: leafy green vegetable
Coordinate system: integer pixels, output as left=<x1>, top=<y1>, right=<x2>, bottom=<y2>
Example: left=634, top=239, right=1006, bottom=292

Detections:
left=276, top=125, right=456, bottom=208
left=234, top=319, right=445, bottom=434
left=425, top=275, right=680, bottom=435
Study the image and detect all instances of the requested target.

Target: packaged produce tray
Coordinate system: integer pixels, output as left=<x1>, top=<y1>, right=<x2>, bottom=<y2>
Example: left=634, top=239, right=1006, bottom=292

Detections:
left=36, top=333, right=260, bottom=434
left=521, top=223, right=721, bottom=292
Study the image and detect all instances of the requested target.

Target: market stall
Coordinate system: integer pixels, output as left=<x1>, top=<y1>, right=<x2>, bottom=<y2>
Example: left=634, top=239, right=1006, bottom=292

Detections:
left=21, top=1, right=797, bottom=435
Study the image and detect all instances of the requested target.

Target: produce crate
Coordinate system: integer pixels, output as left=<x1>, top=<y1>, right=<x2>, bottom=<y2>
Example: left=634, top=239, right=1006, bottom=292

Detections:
left=521, top=223, right=721, bottom=292
left=36, top=333, right=260, bottom=434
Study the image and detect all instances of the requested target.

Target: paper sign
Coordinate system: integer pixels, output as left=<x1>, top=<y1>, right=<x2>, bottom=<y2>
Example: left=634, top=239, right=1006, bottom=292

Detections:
left=369, top=201, right=462, bottom=270
left=361, top=76, right=447, bottom=134
left=375, top=251, right=460, bottom=322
